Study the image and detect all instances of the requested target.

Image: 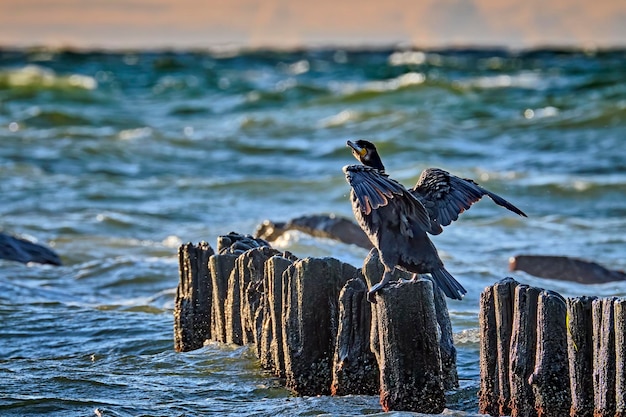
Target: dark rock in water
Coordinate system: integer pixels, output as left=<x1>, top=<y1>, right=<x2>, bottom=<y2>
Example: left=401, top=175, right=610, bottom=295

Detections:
left=509, top=255, right=626, bottom=284
left=0, top=232, right=62, bottom=265
left=255, top=213, right=372, bottom=249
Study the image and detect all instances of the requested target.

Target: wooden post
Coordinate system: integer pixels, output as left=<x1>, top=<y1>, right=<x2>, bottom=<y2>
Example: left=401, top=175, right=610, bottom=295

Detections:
left=593, top=298, right=617, bottom=417
left=509, top=284, right=540, bottom=417
left=363, top=249, right=388, bottom=372
left=209, top=254, right=238, bottom=343
left=529, top=290, right=570, bottom=417
left=234, top=247, right=293, bottom=352
left=174, top=242, right=214, bottom=352
left=225, top=260, right=244, bottom=346
left=267, top=255, right=293, bottom=377
left=331, top=277, right=378, bottom=396
left=429, top=275, right=459, bottom=390
left=493, top=277, right=519, bottom=416
left=281, top=257, right=357, bottom=396
left=258, top=255, right=294, bottom=373
left=362, top=248, right=458, bottom=391
left=374, top=279, right=445, bottom=413
left=567, top=296, right=596, bottom=417
left=478, top=284, right=499, bottom=416
left=615, top=299, right=626, bottom=417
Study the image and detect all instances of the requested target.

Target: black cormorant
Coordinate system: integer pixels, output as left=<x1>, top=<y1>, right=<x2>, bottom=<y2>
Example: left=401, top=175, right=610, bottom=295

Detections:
left=343, top=139, right=527, bottom=302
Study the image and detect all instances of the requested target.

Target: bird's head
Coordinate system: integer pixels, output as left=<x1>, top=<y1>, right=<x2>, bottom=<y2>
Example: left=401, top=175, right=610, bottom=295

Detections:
left=347, top=139, right=385, bottom=171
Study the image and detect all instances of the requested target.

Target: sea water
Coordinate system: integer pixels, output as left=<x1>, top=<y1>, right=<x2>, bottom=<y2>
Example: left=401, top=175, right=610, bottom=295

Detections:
left=1, top=47, right=625, bottom=416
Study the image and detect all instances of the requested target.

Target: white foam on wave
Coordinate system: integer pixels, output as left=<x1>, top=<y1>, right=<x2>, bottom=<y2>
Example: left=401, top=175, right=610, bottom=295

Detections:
left=331, top=71, right=426, bottom=96
left=460, top=71, right=544, bottom=90
left=0, top=64, right=97, bottom=90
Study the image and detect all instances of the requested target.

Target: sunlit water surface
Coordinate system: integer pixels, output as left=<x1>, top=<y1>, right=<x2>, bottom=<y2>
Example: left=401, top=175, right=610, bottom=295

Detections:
left=1, top=47, right=625, bottom=416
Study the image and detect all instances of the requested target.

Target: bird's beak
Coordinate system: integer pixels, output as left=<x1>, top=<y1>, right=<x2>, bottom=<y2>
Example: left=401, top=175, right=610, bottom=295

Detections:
left=347, top=140, right=367, bottom=157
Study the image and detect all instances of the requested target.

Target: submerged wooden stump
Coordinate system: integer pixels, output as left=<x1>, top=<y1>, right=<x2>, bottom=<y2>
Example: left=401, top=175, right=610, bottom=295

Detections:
left=174, top=242, right=214, bottom=352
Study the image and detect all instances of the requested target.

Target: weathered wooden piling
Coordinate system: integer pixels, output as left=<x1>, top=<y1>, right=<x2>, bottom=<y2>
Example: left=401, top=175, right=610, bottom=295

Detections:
left=615, top=299, right=626, bottom=417
left=373, top=279, right=446, bottom=413
left=494, top=277, right=518, bottom=416
left=593, top=297, right=617, bottom=417
left=478, top=283, right=499, bottom=416
left=224, top=259, right=244, bottom=346
left=528, top=290, right=570, bottom=416
left=362, top=248, right=452, bottom=413
left=209, top=254, right=238, bottom=343
left=509, top=284, right=540, bottom=417
left=330, top=278, right=378, bottom=396
left=567, top=296, right=596, bottom=417
left=174, top=242, right=214, bottom=352
left=174, top=233, right=463, bottom=412
left=282, top=257, right=360, bottom=395
left=256, top=253, right=296, bottom=373
left=265, top=255, right=293, bottom=377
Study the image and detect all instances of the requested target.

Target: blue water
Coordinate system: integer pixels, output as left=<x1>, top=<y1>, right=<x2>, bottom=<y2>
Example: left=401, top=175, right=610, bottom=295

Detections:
left=1, top=47, right=625, bottom=416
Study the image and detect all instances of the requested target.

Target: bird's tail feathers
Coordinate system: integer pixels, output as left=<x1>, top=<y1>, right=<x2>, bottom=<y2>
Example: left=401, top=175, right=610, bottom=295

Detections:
left=430, top=268, right=467, bottom=300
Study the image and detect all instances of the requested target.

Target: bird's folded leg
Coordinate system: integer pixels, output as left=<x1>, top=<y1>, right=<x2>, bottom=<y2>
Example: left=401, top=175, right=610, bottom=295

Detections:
left=367, top=270, right=393, bottom=303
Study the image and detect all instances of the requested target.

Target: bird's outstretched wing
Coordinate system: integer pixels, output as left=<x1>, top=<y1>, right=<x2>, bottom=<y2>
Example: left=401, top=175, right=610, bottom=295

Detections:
left=412, top=168, right=527, bottom=235
left=343, top=165, right=431, bottom=232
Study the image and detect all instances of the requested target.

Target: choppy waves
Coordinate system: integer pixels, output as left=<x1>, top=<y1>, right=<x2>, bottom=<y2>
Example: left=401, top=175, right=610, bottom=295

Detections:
left=1, top=47, right=625, bottom=416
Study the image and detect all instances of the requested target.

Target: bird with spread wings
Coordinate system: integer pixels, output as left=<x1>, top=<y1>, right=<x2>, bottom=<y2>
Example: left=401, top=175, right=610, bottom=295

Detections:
left=343, top=139, right=527, bottom=302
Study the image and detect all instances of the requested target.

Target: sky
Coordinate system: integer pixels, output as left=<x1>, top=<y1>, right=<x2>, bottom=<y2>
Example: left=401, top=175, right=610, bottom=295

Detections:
left=0, top=0, right=625, bottom=50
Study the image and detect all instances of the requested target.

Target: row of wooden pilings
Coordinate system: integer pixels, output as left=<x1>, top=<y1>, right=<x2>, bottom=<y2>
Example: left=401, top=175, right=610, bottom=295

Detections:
left=173, top=233, right=458, bottom=414
left=174, top=233, right=626, bottom=416
left=479, top=277, right=626, bottom=417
